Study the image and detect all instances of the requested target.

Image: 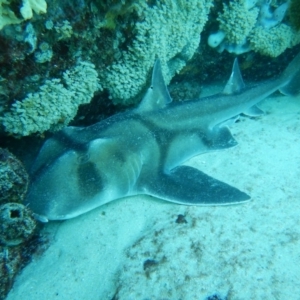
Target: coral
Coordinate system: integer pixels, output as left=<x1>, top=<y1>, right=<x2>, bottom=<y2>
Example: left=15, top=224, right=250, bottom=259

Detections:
left=208, top=0, right=300, bottom=57
left=0, top=61, right=100, bottom=136
left=0, top=0, right=21, bottom=29
left=24, top=23, right=38, bottom=53
left=101, top=0, right=212, bottom=105
left=1, top=0, right=212, bottom=125
left=0, top=0, right=47, bottom=30
left=249, top=24, right=300, bottom=57
left=217, top=0, right=259, bottom=44
left=34, top=42, right=53, bottom=63
left=54, top=20, right=73, bottom=40
left=0, top=148, right=29, bottom=204
left=20, top=0, right=47, bottom=20
left=0, top=203, right=37, bottom=246
left=0, top=147, right=46, bottom=299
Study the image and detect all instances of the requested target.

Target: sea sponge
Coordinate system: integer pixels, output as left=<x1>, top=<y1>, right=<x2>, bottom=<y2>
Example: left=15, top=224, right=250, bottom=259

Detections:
left=0, top=61, right=100, bottom=136
left=249, top=24, right=300, bottom=57
left=0, top=203, right=36, bottom=246
left=217, top=0, right=259, bottom=44
left=207, top=31, right=225, bottom=48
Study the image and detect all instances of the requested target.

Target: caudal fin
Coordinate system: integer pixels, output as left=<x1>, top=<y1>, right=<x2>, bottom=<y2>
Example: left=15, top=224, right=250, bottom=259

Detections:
left=279, top=52, right=300, bottom=96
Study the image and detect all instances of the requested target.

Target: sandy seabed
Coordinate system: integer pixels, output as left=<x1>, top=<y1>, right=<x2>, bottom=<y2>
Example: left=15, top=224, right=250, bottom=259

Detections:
left=7, top=92, right=300, bottom=300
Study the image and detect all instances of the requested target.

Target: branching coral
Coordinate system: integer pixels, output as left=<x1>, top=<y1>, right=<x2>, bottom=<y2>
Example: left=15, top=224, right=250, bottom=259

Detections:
left=218, top=0, right=259, bottom=44
left=0, top=62, right=100, bottom=136
left=208, top=0, right=300, bottom=57
left=249, top=23, right=300, bottom=57
left=100, top=0, right=212, bottom=105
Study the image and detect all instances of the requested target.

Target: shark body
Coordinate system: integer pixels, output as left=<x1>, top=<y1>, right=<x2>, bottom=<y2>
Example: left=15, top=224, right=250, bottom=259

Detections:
left=26, top=53, right=300, bottom=221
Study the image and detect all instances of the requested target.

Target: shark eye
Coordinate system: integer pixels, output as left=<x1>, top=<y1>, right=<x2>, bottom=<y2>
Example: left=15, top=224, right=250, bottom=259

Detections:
left=77, top=153, right=90, bottom=164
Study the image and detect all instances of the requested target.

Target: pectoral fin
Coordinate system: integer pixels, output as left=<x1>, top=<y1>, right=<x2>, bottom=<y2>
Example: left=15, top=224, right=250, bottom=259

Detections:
left=205, top=126, right=238, bottom=150
left=243, top=105, right=264, bottom=117
left=143, top=166, right=250, bottom=205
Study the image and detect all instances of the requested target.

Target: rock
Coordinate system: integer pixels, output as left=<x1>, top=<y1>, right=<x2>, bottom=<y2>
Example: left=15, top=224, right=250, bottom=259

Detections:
left=0, top=232, right=48, bottom=300
left=0, top=148, right=29, bottom=204
left=0, top=246, right=21, bottom=300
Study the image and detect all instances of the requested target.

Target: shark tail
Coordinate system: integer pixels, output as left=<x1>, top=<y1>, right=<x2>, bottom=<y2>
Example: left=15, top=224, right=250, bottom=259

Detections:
left=279, top=52, right=300, bottom=96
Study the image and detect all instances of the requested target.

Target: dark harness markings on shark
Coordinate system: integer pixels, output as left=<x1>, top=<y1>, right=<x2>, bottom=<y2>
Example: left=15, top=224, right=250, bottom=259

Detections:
left=26, top=53, right=300, bottom=221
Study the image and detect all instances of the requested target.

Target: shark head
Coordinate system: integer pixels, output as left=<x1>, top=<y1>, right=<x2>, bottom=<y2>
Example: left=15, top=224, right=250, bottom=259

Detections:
left=26, top=136, right=139, bottom=221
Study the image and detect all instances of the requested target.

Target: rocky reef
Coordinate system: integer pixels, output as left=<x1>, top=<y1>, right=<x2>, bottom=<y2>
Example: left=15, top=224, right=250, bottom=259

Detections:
left=0, top=148, right=28, bottom=203
left=1, top=0, right=299, bottom=137
left=0, top=0, right=213, bottom=136
left=0, top=147, right=46, bottom=300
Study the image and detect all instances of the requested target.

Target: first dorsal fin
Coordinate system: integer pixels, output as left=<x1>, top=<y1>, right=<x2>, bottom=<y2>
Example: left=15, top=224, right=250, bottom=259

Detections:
left=223, top=58, right=245, bottom=95
left=137, top=59, right=172, bottom=112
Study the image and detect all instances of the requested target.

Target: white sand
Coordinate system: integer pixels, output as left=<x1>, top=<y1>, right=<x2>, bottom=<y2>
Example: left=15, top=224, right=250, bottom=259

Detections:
left=7, top=93, right=300, bottom=300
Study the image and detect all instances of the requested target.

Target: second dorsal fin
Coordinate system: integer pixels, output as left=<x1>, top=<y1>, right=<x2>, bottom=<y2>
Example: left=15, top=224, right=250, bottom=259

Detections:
left=223, top=58, right=245, bottom=95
